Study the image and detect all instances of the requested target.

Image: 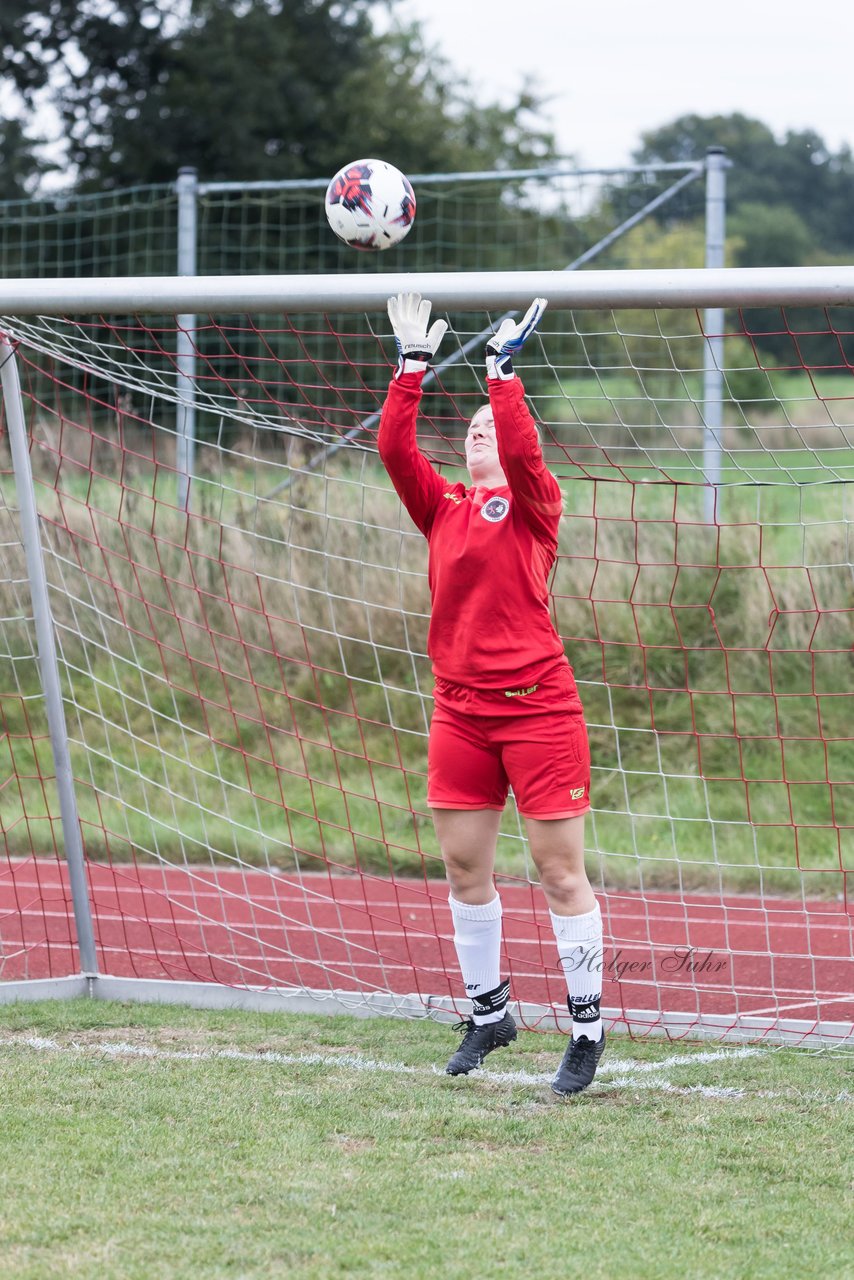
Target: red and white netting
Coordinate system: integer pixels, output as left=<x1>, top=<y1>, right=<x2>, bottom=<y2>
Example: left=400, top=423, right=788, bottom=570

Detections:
left=1, top=300, right=851, bottom=1043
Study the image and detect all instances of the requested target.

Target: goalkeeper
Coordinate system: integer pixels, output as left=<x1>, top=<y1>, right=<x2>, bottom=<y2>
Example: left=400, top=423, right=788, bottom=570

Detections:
left=378, top=293, right=605, bottom=1097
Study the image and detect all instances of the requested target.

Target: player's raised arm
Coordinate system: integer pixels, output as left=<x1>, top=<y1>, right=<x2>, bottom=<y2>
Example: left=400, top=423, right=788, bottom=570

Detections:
left=377, top=292, right=449, bottom=537
left=485, top=299, right=564, bottom=546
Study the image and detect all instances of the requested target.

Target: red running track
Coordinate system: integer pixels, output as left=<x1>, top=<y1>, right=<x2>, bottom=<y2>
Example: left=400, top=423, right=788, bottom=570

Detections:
left=2, top=857, right=852, bottom=1038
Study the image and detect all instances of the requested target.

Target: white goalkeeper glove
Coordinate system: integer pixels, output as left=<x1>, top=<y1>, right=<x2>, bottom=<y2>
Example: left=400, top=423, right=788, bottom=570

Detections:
left=485, top=297, right=548, bottom=380
left=388, top=292, right=448, bottom=378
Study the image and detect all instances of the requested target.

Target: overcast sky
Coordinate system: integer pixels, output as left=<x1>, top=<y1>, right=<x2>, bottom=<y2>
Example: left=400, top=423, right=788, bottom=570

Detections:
left=389, top=0, right=854, bottom=167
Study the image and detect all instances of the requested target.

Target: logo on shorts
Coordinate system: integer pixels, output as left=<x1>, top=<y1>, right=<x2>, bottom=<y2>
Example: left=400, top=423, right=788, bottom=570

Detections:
left=481, top=496, right=510, bottom=523
left=505, top=684, right=538, bottom=698
left=569, top=786, right=586, bottom=800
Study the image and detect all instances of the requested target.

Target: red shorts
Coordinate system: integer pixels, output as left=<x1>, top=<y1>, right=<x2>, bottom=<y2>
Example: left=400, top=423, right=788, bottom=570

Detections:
left=427, top=665, right=591, bottom=820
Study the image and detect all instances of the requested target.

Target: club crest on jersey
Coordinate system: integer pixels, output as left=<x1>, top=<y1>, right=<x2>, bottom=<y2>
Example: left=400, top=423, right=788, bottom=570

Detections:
left=481, top=496, right=510, bottom=523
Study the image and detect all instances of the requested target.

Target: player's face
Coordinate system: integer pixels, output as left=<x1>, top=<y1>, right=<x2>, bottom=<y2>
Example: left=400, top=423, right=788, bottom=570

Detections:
left=465, top=406, right=503, bottom=482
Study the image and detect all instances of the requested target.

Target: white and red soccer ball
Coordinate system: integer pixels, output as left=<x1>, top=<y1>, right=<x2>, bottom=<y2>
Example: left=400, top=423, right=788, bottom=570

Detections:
left=325, top=159, right=416, bottom=251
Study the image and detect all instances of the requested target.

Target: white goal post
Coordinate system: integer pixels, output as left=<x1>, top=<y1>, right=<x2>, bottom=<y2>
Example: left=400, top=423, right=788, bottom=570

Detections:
left=2, top=265, right=853, bottom=313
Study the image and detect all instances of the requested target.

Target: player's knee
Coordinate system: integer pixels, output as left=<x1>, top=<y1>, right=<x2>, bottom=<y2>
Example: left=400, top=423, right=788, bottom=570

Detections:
left=537, top=865, right=589, bottom=912
left=443, top=851, right=480, bottom=884
left=441, top=849, right=490, bottom=896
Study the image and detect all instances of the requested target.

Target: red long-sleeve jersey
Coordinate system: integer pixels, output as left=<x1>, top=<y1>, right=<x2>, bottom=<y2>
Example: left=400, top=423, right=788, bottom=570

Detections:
left=377, top=370, right=568, bottom=691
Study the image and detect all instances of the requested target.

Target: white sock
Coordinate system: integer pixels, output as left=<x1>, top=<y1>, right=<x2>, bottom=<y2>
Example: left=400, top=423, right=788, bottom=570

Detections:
left=550, top=903, right=604, bottom=1041
left=449, top=894, right=506, bottom=1025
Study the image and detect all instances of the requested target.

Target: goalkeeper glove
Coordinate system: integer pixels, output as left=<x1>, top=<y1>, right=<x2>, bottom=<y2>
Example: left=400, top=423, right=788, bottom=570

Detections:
left=485, top=297, right=548, bottom=379
left=388, top=292, right=448, bottom=378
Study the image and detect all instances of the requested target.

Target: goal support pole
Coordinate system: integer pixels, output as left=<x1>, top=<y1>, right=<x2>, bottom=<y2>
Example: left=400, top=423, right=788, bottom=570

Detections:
left=175, top=166, right=198, bottom=513
left=703, top=147, right=728, bottom=523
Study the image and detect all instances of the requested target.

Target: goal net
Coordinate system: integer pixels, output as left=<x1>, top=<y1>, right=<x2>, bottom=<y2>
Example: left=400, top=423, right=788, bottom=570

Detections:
left=1, top=269, right=852, bottom=1044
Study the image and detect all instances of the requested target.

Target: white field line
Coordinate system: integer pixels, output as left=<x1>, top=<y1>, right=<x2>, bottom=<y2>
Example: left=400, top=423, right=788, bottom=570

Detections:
left=1, top=1034, right=850, bottom=1103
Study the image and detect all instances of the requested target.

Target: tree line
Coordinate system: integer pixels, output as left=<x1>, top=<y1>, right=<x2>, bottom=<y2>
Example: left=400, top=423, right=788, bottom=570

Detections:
left=3, top=0, right=854, bottom=270
left=0, top=0, right=552, bottom=194
left=1, top=1, right=854, bottom=272
left=2, top=0, right=852, bottom=403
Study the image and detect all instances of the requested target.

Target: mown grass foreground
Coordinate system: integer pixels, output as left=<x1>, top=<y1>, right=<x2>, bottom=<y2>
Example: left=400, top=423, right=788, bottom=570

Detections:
left=0, top=999, right=851, bottom=1279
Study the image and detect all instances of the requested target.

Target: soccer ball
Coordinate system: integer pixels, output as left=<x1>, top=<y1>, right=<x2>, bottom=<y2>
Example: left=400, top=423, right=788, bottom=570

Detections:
left=324, top=159, right=416, bottom=251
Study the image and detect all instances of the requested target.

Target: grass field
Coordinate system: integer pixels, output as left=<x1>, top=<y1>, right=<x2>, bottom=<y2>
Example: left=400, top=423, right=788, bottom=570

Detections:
left=0, top=999, right=851, bottom=1279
